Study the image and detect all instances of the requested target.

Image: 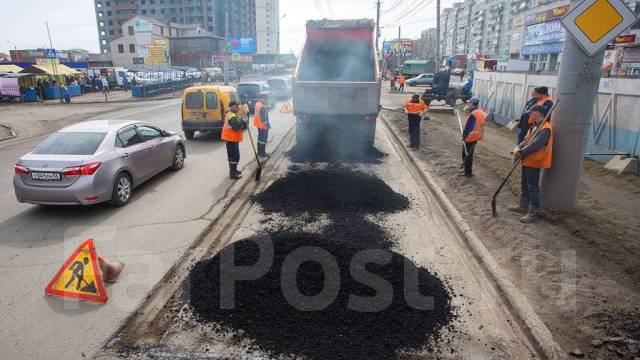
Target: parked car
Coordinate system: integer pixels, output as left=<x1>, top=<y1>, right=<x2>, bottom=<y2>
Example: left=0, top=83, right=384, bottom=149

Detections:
left=406, top=73, right=435, bottom=87
left=237, top=82, right=276, bottom=112
left=267, top=77, right=292, bottom=99
left=14, top=120, right=185, bottom=207
left=181, top=85, right=250, bottom=140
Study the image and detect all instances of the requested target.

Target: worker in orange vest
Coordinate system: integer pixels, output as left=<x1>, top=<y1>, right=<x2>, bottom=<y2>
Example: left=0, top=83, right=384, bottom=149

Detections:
left=510, top=105, right=553, bottom=223
left=398, top=74, right=406, bottom=92
left=517, top=86, right=553, bottom=144
left=220, top=101, right=247, bottom=180
left=403, top=94, right=429, bottom=149
left=459, top=97, right=486, bottom=177
left=253, top=99, right=271, bottom=157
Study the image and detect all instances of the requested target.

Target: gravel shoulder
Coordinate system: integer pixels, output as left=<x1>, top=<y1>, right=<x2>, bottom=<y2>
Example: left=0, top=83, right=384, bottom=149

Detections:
left=383, top=93, right=640, bottom=359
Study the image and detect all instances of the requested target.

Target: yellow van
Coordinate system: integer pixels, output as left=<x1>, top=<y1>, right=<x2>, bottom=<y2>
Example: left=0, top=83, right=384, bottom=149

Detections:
left=181, top=85, right=249, bottom=140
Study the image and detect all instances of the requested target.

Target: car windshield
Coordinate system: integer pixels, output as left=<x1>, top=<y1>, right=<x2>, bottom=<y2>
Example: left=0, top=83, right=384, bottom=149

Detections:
left=268, top=80, right=284, bottom=89
left=32, top=132, right=106, bottom=155
left=237, top=84, right=260, bottom=97
left=185, top=92, right=203, bottom=109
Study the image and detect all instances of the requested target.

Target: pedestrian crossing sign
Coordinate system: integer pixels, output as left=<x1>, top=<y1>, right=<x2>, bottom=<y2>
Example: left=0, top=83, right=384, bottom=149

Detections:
left=45, top=239, right=108, bottom=304
left=279, top=102, right=293, bottom=114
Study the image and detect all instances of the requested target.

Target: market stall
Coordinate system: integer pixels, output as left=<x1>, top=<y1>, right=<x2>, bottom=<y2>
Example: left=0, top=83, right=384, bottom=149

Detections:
left=19, top=64, right=82, bottom=99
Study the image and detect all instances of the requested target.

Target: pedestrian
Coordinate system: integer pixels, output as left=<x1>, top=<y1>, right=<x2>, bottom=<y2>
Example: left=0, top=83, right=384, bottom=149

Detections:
left=253, top=99, right=271, bottom=157
left=509, top=105, right=553, bottom=223
left=122, top=75, right=129, bottom=92
left=398, top=74, right=406, bottom=92
left=101, top=76, right=110, bottom=95
left=390, top=73, right=396, bottom=91
left=403, top=94, right=429, bottom=149
left=517, top=86, right=553, bottom=144
left=460, top=70, right=465, bottom=81
left=459, top=97, right=486, bottom=177
left=221, top=101, right=247, bottom=180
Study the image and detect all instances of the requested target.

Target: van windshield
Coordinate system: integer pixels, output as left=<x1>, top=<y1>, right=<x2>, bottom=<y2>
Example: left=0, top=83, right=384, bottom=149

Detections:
left=185, top=92, right=203, bottom=109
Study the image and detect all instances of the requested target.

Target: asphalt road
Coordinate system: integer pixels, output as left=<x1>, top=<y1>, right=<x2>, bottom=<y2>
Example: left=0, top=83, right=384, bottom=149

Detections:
left=0, top=98, right=295, bottom=360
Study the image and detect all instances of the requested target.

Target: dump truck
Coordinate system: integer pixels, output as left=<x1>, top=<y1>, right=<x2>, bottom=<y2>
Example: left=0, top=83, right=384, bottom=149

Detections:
left=293, top=19, right=381, bottom=146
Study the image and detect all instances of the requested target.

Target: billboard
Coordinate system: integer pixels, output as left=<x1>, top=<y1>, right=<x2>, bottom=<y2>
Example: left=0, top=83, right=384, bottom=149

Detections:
left=145, top=39, right=169, bottom=64
left=227, top=37, right=256, bottom=54
left=525, top=5, right=569, bottom=26
left=524, top=20, right=565, bottom=46
left=383, top=40, right=414, bottom=57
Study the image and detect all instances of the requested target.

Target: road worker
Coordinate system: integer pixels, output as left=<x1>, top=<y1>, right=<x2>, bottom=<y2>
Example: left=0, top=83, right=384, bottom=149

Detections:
left=253, top=99, right=271, bottom=157
left=398, top=74, right=406, bottom=92
left=221, top=101, right=247, bottom=180
left=403, top=94, right=429, bottom=149
left=517, top=86, right=553, bottom=144
left=459, top=97, right=486, bottom=177
left=509, top=105, right=553, bottom=223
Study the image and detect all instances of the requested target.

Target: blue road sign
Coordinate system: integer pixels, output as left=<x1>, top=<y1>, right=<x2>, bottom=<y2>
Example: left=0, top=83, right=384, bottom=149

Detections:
left=43, top=48, right=57, bottom=59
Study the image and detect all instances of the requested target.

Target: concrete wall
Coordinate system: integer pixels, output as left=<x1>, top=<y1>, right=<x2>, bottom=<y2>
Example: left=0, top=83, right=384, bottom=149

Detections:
left=473, top=70, right=640, bottom=161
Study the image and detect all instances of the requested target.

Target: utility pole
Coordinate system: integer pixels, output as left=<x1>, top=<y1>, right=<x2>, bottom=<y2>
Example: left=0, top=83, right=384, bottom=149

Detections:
left=375, top=0, right=381, bottom=54
left=540, top=0, right=606, bottom=212
left=223, top=0, right=229, bottom=85
left=435, top=0, right=440, bottom=70
left=45, top=21, right=63, bottom=104
left=398, top=26, right=402, bottom=69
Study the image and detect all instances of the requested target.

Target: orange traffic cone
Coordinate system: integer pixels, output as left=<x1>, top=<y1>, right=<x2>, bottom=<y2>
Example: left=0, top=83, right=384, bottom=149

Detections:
left=98, top=256, right=125, bottom=283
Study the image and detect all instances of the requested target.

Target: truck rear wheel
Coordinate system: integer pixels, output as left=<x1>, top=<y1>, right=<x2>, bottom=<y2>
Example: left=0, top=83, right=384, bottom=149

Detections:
left=184, top=129, right=195, bottom=140
left=446, top=91, right=457, bottom=107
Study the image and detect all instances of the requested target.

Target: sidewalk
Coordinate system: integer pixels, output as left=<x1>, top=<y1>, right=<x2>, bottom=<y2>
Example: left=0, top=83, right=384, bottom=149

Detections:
left=382, top=99, right=640, bottom=359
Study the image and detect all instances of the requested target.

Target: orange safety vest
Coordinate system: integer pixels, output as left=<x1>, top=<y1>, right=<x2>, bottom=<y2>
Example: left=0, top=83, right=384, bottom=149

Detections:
left=528, top=96, right=552, bottom=125
left=522, top=121, right=553, bottom=169
left=398, top=75, right=406, bottom=85
left=253, top=101, right=268, bottom=129
left=221, top=112, right=243, bottom=142
left=465, top=108, right=486, bottom=143
left=403, top=98, right=428, bottom=113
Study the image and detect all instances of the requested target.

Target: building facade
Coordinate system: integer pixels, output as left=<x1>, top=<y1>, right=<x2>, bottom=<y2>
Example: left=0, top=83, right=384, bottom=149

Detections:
left=414, top=28, right=438, bottom=60
left=94, top=0, right=255, bottom=54
left=255, top=0, right=279, bottom=54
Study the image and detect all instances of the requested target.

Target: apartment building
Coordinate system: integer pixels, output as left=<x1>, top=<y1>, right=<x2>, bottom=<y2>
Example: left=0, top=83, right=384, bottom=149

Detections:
left=94, top=0, right=255, bottom=54
left=255, top=0, right=279, bottom=54
left=415, top=28, right=438, bottom=60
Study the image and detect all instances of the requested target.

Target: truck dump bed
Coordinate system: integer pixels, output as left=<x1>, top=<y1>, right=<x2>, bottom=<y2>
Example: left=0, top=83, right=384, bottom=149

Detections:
left=293, top=19, right=381, bottom=116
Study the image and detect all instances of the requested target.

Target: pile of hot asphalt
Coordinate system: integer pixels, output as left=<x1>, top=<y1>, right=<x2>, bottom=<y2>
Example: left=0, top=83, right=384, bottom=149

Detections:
left=188, top=168, right=456, bottom=359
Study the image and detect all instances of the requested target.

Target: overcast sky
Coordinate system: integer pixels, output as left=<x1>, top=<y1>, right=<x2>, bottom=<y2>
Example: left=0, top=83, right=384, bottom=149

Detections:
left=0, top=0, right=453, bottom=55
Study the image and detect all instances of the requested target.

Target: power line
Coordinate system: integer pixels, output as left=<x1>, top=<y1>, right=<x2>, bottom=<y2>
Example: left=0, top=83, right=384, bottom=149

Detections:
left=384, top=0, right=434, bottom=26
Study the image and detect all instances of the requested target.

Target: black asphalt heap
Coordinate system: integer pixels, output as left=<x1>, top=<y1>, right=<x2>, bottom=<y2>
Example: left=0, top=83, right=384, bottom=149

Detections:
left=253, top=169, right=409, bottom=215
left=189, top=233, right=454, bottom=360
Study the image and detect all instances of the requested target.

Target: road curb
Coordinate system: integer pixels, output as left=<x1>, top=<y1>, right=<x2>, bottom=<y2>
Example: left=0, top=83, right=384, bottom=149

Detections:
left=380, top=114, right=564, bottom=360
left=0, top=123, right=16, bottom=142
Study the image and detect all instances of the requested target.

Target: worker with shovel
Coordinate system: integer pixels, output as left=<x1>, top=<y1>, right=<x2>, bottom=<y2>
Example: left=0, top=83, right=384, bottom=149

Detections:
left=403, top=94, right=429, bottom=149
left=221, top=101, right=247, bottom=180
left=253, top=99, right=271, bottom=158
left=509, top=105, right=553, bottom=223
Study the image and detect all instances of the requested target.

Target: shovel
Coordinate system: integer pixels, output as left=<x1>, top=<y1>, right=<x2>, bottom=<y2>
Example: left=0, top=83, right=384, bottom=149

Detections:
left=246, top=128, right=262, bottom=181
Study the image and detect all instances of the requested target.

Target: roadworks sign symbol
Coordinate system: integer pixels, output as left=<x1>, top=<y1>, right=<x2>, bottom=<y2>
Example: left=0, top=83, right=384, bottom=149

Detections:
left=45, top=239, right=108, bottom=304
left=280, top=102, right=293, bottom=113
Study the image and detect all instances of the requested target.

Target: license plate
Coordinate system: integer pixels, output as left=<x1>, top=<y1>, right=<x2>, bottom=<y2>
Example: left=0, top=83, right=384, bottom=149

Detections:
left=188, top=112, right=204, bottom=120
left=31, top=172, right=61, bottom=181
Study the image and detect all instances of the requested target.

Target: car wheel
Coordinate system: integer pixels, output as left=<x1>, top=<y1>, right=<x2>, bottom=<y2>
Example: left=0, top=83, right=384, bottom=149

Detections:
left=111, top=173, right=132, bottom=207
left=171, top=144, right=185, bottom=171
left=184, top=129, right=195, bottom=140
left=446, top=91, right=457, bottom=107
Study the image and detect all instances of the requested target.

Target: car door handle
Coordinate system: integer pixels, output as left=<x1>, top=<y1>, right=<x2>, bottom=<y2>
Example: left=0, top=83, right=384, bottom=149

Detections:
left=121, top=153, right=130, bottom=159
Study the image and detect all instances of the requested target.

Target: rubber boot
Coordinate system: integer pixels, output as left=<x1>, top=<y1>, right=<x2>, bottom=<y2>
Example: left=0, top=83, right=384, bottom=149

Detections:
left=508, top=197, right=529, bottom=214
left=229, top=164, right=242, bottom=180
left=519, top=206, right=540, bottom=223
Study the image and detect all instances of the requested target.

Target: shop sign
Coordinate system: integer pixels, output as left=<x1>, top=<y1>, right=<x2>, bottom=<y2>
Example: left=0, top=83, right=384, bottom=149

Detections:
left=524, top=20, right=566, bottom=46
left=525, top=5, right=569, bottom=25
left=613, top=34, right=636, bottom=44
left=622, top=46, right=640, bottom=62
left=132, top=58, right=144, bottom=64
left=522, top=42, right=564, bottom=55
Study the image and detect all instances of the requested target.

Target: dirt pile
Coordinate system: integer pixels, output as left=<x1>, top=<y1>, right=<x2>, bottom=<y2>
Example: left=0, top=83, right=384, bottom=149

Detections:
left=253, top=169, right=409, bottom=215
left=287, top=142, right=386, bottom=164
left=189, top=233, right=454, bottom=360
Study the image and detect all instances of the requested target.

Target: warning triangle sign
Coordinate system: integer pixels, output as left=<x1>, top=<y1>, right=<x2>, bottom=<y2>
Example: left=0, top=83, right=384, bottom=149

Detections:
left=279, top=102, right=293, bottom=114
left=45, top=239, right=108, bottom=304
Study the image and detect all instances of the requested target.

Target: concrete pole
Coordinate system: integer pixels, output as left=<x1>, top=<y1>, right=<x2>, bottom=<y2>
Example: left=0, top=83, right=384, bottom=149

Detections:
left=375, top=0, right=381, bottom=54
left=540, top=0, right=605, bottom=212
left=223, top=0, right=229, bottom=85
left=435, top=0, right=440, bottom=70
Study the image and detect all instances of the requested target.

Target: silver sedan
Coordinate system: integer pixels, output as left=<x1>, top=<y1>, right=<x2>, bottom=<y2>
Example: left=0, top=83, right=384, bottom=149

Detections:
left=13, top=120, right=185, bottom=206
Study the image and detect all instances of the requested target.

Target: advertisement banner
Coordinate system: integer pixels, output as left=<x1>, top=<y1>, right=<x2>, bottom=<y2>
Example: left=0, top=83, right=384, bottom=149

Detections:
left=145, top=39, right=168, bottom=64
left=135, top=19, right=153, bottom=48
left=525, top=5, right=569, bottom=25
left=227, top=37, right=256, bottom=54
left=613, top=34, right=637, bottom=44
left=524, top=20, right=565, bottom=46
left=383, top=40, right=414, bottom=57
left=522, top=42, right=564, bottom=55
left=0, top=78, right=20, bottom=97
left=622, top=47, right=640, bottom=63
